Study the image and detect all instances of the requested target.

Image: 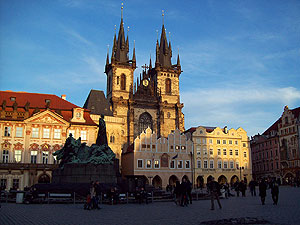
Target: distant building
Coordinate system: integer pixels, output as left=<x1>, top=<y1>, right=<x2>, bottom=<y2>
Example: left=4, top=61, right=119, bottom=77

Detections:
left=250, top=120, right=281, bottom=180
left=0, top=91, right=97, bottom=190
left=121, top=128, right=193, bottom=189
left=185, top=126, right=252, bottom=187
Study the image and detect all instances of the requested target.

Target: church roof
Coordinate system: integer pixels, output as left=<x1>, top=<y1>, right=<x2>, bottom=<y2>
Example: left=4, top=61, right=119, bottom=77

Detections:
left=83, top=90, right=113, bottom=116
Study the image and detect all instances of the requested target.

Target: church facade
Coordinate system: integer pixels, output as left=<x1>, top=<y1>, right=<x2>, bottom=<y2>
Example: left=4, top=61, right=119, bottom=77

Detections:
left=84, top=12, right=185, bottom=161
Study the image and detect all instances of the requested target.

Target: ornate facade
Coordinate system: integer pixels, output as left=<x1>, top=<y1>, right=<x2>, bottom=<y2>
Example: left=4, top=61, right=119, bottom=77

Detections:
left=121, top=128, right=193, bottom=189
left=185, top=126, right=252, bottom=187
left=0, top=91, right=97, bottom=190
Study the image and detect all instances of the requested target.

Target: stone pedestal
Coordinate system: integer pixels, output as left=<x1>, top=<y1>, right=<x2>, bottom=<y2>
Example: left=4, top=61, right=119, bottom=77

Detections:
left=52, top=159, right=119, bottom=184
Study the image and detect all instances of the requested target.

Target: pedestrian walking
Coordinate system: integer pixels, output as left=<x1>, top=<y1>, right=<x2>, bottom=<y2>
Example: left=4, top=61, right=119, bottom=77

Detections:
left=180, top=178, right=189, bottom=207
left=249, top=179, right=256, bottom=196
left=239, top=180, right=247, bottom=197
left=234, top=181, right=240, bottom=197
left=271, top=180, right=279, bottom=205
left=174, top=181, right=181, bottom=205
left=207, top=177, right=222, bottom=210
left=259, top=179, right=267, bottom=205
left=187, top=179, right=192, bottom=204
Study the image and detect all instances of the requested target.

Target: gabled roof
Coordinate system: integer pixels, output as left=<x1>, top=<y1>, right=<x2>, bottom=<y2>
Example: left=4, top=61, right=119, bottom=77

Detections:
left=184, top=126, right=217, bottom=134
left=83, top=90, right=113, bottom=116
left=262, top=118, right=280, bottom=135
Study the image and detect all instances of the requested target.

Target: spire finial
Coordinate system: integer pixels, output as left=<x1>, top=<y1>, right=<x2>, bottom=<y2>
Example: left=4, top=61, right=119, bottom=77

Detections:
left=162, top=10, right=164, bottom=25
left=121, top=2, right=124, bottom=19
left=156, top=30, right=159, bottom=40
left=127, top=26, right=130, bottom=32
left=114, top=25, right=117, bottom=34
left=134, top=39, right=135, bottom=48
left=168, top=32, right=171, bottom=41
left=107, top=44, right=110, bottom=54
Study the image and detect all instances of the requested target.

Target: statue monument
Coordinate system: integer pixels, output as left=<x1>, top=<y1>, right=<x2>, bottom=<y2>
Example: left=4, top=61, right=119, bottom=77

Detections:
left=52, top=115, right=119, bottom=184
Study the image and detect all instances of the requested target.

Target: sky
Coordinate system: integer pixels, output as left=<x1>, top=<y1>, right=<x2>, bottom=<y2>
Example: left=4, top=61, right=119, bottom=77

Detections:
left=1, top=0, right=300, bottom=137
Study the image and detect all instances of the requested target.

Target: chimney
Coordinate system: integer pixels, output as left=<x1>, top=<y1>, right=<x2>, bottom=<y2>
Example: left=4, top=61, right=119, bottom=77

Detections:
left=61, top=94, right=66, bottom=100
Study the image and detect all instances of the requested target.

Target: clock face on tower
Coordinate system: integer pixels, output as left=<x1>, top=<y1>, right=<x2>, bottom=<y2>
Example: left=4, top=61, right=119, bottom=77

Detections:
left=142, top=79, right=149, bottom=87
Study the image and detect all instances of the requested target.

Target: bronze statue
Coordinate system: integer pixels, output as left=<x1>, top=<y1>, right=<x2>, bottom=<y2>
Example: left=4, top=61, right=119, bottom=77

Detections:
left=53, top=116, right=115, bottom=168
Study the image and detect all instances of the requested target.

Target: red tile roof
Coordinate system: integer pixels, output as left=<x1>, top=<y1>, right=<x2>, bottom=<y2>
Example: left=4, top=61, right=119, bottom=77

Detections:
left=0, top=91, right=96, bottom=126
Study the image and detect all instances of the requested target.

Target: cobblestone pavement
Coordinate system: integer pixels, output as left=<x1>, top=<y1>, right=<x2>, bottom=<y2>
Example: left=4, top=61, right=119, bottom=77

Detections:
left=1, top=186, right=300, bottom=225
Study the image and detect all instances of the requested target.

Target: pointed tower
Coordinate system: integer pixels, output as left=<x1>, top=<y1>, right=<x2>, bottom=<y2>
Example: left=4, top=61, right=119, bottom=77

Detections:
left=105, top=3, right=136, bottom=110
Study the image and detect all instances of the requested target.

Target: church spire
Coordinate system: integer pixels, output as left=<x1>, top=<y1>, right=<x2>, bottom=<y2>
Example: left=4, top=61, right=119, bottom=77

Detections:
left=149, top=54, right=152, bottom=69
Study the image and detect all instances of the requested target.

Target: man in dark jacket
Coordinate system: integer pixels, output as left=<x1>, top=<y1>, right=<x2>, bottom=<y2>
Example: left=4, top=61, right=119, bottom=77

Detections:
left=207, top=177, right=222, bottom=210
left=271, top=179, right=279, bottom=205
left=180, top=178, right=189, bottom=206
left=259, top=179, right=267, bottom=205
left=249, top=179, right=256, bottom=196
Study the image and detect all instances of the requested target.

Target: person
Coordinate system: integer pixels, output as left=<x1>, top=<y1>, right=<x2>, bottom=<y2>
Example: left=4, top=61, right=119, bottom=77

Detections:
left=239, top=180, right=246, bottom=197
left=234, top=181, right=240, bottom=197
left=94, top=181, right=101, bottom=209
left=223, top=182, right=229, bottom=199
left=207, top=177, right=222, bottom=210
left=84, top=192, right=92, bottom=210
left=89, top=181, right=97, bottom=209
left=271, top=180, right=279, bottom=205
left=259, top=179, right=267, bottom=205
left=174, top=181, right=181, bottom=205
left=249, top=179, right=256, bottom=196
left=180, top=178, right=189, bottom=207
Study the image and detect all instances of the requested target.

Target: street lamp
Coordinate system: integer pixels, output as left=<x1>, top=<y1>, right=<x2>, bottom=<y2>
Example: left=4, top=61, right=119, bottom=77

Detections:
left=237, top=166, right=245, bottom=181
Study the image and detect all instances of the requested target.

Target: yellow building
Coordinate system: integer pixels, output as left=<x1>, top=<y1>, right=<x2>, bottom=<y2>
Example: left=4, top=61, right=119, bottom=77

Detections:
left=122, top=128, right=193, bottom=189
left=185, top=126, right=252, bottom=187
left=0, top=91, right=97, bottom=190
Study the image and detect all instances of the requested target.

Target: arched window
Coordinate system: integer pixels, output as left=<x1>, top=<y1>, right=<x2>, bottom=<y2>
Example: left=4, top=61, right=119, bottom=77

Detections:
left=121, top=74, right=126, bottom=90
left=139, top=112, right=153, bottom=134
left=165, top=78, right=171, bottom=94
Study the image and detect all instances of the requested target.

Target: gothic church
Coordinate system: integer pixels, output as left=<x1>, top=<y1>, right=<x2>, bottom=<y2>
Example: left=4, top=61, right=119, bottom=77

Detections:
left=84, top=10, right=185, bottom=159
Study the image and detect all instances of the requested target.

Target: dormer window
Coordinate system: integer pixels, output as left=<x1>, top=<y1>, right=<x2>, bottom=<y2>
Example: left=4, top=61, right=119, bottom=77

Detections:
left=76, top=112, right=82, bottom=119
left=45, top=99, right=51, bottom=104
left=10, top=97, right=16, bottom=101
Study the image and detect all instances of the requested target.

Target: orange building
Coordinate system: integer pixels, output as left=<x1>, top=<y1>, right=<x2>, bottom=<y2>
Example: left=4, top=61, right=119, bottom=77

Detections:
left=0, top=91, right=97, bottom=190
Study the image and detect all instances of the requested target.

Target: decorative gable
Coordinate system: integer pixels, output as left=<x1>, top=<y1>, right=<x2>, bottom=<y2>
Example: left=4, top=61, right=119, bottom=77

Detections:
left=71, top=108, right=86, bottom=123
left=25, top=110, right=69, bottom=126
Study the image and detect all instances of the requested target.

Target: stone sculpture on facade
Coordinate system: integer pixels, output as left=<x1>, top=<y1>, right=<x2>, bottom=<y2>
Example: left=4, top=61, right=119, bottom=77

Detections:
left=53, top=115, right=115, bottom=167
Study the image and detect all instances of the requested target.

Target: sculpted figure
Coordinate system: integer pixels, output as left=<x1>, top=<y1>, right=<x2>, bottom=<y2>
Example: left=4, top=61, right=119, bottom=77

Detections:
left=96, top=114, right=108, bottom=146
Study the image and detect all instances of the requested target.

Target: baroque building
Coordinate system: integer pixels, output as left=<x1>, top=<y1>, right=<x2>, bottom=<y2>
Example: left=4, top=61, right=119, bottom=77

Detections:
left=84, top=10, right=185, bottom=162
left=0, top=91, right=97, bottom=190
left=185, top=126, right=252, bottom=187
left=121, top=128, right=193, bottom=189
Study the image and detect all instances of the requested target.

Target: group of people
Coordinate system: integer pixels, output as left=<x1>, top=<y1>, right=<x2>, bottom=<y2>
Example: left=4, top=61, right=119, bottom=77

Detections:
left=173, top=177, right=192, bottom=207
left=84, top=181, right=101, bottom=210
left=258, top=178, right=279, bottom=205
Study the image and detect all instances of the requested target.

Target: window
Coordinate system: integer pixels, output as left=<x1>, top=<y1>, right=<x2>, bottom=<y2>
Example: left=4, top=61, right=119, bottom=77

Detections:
left=218, top=161, right=222, bottom=169
left=236, top=161, right=239, bottom=169
left=32, top=128, right=39, bottom=138
left=42, top=151, right=49, bottom=164
left=230, top=161, right=234, bottom=169
left=223, top=161, right=228, bottom=169
left=31, top=151, right=38, bottom=164
left=177, top=160, right=183, bottom=169
left=165, top=78, right=171, bottom=94
left=243, top=143, right=246, bottom=147
left=235, top=141, right=238, bottom=145
left=229, top=149, right=233, bottom=156
left=196, top=146, right=201, bottom=156
left=146, top=159, right=152, bottom=168
left=16, top=127, right=23, bottom=137
left=196, top=138, right=201, bottom=144
left=185, top=160, right=190, bottom=169
left=110, top=135, right=115, bottom=143
left=14, top=150, right=22, bottom=162
left=137, top=159, right=143, bottom=168
left=217, top=149, right=221, bottom=156
left=209, top=160, right=214, bottom=169
left=181, top=146, right=186, bottom=150
left=0, top=179, right=7, bottom=189
left=170, top=160, right=175, bottom=169
left=217, top=140, right=221, bottom=144
left=81, top=130, right=87, bottom=140
left=154, top=160, right=160, bottom=168
left=229, top=140, right=232, bottom=145
left=197, top=160, right=201, bottom=168
left=244, top=152, right=247, bottom=157
left=2, top=150, right=9, bottom=163
left=4, top=127, right=11, bottom=137
left=121, top=74, right=126, bottom=90
left=209, top=139, right=213, bottom=144
left=223, top=149, right=227, bottom=155
left=13, top=179, right=19, bottom=190
left=203, top=139, right=207, bottom=144
left=203, top=149, right=207, bottom=155
left=54, top=129, right=61, bottom=139
left=235, top=149, right=239, bottom=156
left=43, top=128, right=50, bottom=139
left=209, top=149, right=213, bottom=155
left=139, top=112, right=153, bottom=134
left=223, top=140, right=226, bottom=144
left=175, top=145, right=180, bottom=150
left=203, top=160, right=208, bottom=168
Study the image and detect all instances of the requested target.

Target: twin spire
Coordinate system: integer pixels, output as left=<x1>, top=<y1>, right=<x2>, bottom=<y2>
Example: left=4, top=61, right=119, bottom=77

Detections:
left=106, top=6, right=180, bottom=70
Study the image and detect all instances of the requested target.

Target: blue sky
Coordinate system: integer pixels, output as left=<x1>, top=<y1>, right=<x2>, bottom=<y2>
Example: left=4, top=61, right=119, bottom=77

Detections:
left=1, top=0, right=300, bottom=137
